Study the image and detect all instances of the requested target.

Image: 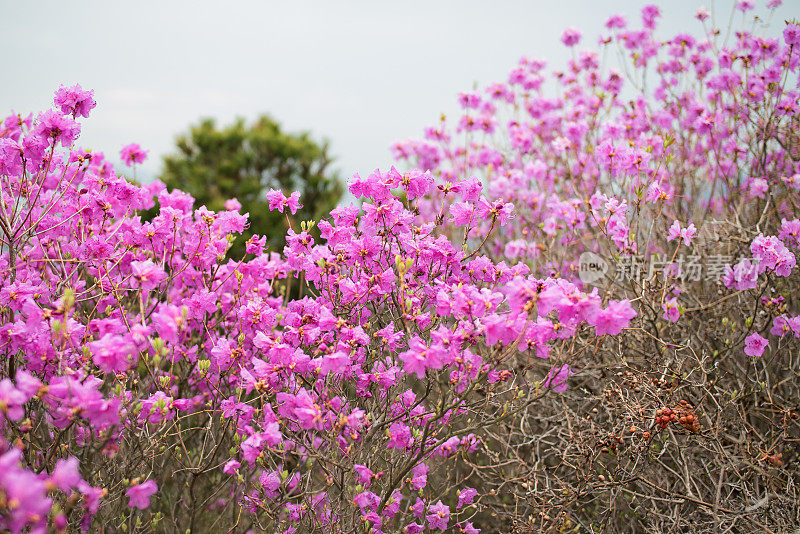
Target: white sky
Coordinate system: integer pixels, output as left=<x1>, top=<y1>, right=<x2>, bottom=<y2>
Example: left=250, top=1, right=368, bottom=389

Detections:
left=2, top=1, right=795, bottom=182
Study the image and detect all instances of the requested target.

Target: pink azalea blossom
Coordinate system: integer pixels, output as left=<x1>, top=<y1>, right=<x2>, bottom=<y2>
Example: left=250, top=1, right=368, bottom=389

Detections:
left=662, top=298, right=680, bottom=322
left=667, top=220, right=697, bottom=246
left=784, top=24, right=800, bottom=46
left=50, top=457, right=83, bottom=492
left=130, top=260, right=167, bottom=290
left=120, top=143, right=148, bottom=166
left=561, top=27, right=582, bottom=47
left=222, top=459, right=240, bottom=475
left=35, top=109, right=80, bottom=147
left=591, top=299, right=637, bottom=336
left=89, top=333, right=136, bottom=373
left=54, top=83, right=96, bottom=118
left=458, top=487, right=478, bottom=508
left=426, top=500, right=450, bottom=530
left=266, top=189, right=303, bottom=214
left=751, top=234, right=796, bottom=276
left=126, top=480, right=157, bottom=510
left=542, top=364, right=573, bottom=392
left=722, top=258, right=759, bottom=290
left=743, top=332, right=768, bottom=357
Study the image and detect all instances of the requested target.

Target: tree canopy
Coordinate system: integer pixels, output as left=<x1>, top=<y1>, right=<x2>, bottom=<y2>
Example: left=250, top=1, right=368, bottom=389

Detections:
left=159, top=115, right=343, bottom=256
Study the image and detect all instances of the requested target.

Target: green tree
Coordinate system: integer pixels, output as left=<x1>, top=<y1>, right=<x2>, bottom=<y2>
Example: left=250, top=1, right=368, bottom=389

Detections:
left=159, top=115, right=343, bottom=256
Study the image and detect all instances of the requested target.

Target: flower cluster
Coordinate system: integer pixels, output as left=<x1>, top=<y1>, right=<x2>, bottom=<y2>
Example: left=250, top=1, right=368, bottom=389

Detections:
left=394, top=5, right=800, bottom=365
left=0, top=82, right=637, bottom=531
left=1, top=2, right=799, bottom=532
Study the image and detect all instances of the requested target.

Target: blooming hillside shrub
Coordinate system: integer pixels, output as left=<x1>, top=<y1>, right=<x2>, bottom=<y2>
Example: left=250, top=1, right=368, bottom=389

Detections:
left=391, top=2, right=800, bottom=532
left=0, top=3, right=799, bottom=534
left=0, top=84, right=632, bottom=532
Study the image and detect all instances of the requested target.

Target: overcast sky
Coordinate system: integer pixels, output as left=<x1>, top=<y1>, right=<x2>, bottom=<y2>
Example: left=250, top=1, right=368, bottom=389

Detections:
left=2, top=1, right=795, bottom=182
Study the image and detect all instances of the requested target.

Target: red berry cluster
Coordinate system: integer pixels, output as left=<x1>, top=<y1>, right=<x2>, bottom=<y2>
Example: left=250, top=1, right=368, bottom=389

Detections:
left=779, top=411, right=798, bottom=425
left=654, top=400, right=700, bottom=433
left=654, top=407, right=676, bottom=429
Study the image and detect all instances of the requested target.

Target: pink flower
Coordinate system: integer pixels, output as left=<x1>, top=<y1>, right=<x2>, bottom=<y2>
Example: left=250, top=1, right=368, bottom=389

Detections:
left=438, top=436, right=460, bottom=456
left=779, top=218, right=800, bottom=247
left=384, top=491, right=403, bottom=518
left=449, top=201, right=474, bottom=226
left=751, top=234, right=796, bottom=276
left=35, top=109, right=80, bottom=147
left=785, top=24, right=800, bottom=46
left=552, top=136, right=571, bottom=153
left=131, top=260, right=167, bottom=290
left=245, top=234, right=267, bottom=255
left=642, top=4, right=661, bottom=30
left=266, top=189, right=303, bottom=214
left=426, top=500, right=450, bottom=530
left=459, top=176, right=483, bottom=202
left=375, top=322, right=403, bottom=351
left=770, top=315, right=800, bottom=338
left=89, top=333, right=136, bottom=373
left=402, top=169, right=434, bottom=199
left=259, top=470, right=281, bottom=497
left=54, top=84, right=96, bottom=118
left=666, top=221, right=681, bottom=242
left=590, top=299, right=637, bottom=336
left=320, top=351, right=350, bottom=376
left=399, top=336, right=442, bottom=378
left=782, top=174, right=800, bottom=190
left=457, top=92, right=482, bottom=109
left=744, top=332, right=768, bottom=357
left=645, top=182, right=672, bottom=203
left=0, top=138, right=23, bottom=177
left=662, top=298, right=680, bottom=322
left=77, top=483, right=105, bottom=516
left=748, top=177, right=768, bottom=198
left=362, top=512, right=381, bottom=528
left=126, top=480, right=157, bottom=510
left=286, top=191, right=302, bottom=214
left=387, top=422, right=412, bottom=450
left=457, top=487, right=478, bottom=508
left=139, top=391, right=175, bottom=425
left=542, top=364, right=572, bottom=393
left=222, top=459, right=240, bottom=475
left=722, top=258, right=758, bottom=290
left=0, top=450, right=52, bottom=532
left=667, top=220, right=697, bottom=246
left=120, top=143, right=148, bottom=166
left=14, top=370, right=42, bottom=398
left=605, top=14, right=627, bottom=29
left=353, top=490, right=380, bottom=510
left=224, top=198, right=242, bottom=211
left=0, top=379, right=27, bottom=421
left=354, top=464, right=372, bottom=487
left=411, top=463, right=429, bottom=490
left=410, top=497, right=427, bottom=518
left=476, top=196, right=514, bottom=226
left=277, top=389, right=322, bottom=430
left=151, top=303, right=184, bottom=343
left=561, top=27, right=582, bottom=47
left=50, top=457, right=82, bottom=492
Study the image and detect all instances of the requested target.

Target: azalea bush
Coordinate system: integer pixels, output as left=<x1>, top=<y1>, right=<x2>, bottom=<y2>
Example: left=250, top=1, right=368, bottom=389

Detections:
left=391, top=1, right=800, bottom=532
left=0, top=90, right=632, bottom=533
left=1, top=2, right=800, bottom=534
